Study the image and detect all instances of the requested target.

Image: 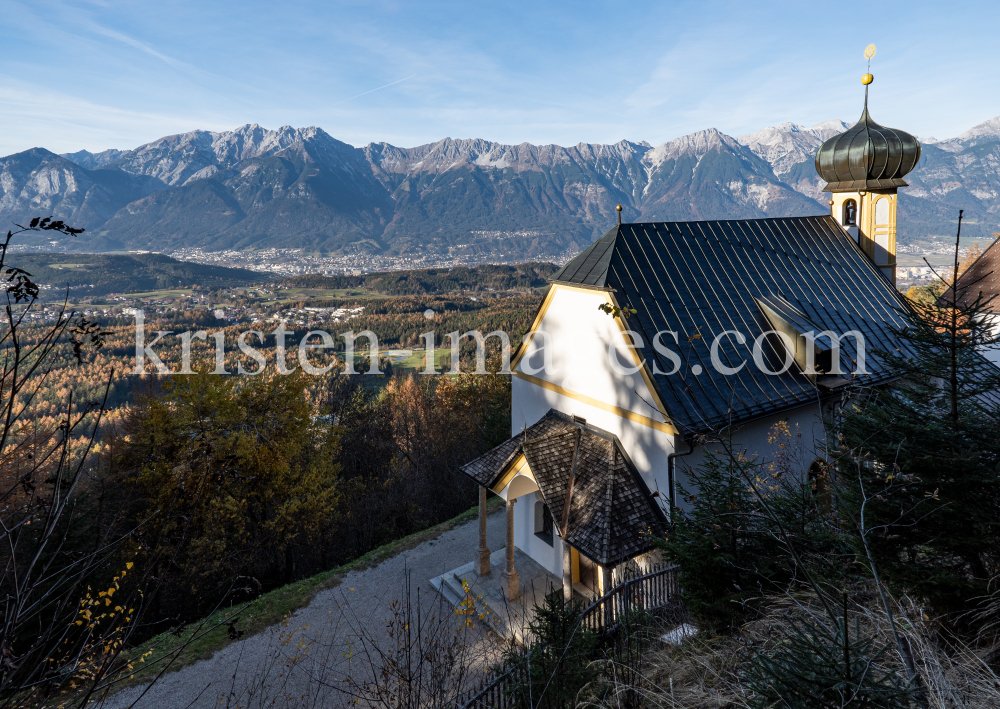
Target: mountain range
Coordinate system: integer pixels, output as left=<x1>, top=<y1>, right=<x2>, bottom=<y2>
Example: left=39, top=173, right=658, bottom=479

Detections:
left=2, top=114, right=999, bottom=259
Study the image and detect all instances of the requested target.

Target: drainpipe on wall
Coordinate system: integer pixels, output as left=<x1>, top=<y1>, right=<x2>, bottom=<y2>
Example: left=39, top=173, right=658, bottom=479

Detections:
left=666, top=439, right=695, bottom=518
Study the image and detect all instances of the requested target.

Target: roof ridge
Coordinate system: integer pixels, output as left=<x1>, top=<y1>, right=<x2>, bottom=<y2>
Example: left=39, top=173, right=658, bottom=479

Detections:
left=522, top=426, right=578, bottom=447
left=550, top=226, right=620, bottom=287
left=600, top=448, right=615, bottom=566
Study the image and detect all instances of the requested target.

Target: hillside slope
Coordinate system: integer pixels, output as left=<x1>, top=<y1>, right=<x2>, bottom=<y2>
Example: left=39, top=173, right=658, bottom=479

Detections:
left=282, top=262, right=558, bottom=294
left=11, top=252, right=268, bottom=295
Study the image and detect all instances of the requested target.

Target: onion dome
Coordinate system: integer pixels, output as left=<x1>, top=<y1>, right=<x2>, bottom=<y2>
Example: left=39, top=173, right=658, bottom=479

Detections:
left=815, top=93, right=921, bottom=192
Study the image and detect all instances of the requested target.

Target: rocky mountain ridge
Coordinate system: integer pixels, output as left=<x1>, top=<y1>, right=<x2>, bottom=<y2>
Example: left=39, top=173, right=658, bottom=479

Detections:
left=1, top=113, right=998, bottom=258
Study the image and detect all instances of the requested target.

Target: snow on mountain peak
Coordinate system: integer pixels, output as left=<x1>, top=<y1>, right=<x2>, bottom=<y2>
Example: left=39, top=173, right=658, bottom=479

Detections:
left=956, top=116, right=1000, bottom=144
left=810, top=119, right=852, bottom=133
left=736, top=120, right=849, bottom=177
left=642, top=128, right=738, bottom=168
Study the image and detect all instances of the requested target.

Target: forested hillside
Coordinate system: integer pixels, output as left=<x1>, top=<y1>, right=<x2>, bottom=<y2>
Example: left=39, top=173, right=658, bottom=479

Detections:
left=7, top=252, right=268, bottom=295
left=0, top=282, right=537, bottom=702
left=282, top=262, right=557, bottom=294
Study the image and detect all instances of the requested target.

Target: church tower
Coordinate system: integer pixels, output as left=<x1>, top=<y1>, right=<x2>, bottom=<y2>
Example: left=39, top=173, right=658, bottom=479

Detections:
left=814, top=48, right=921, bottom=285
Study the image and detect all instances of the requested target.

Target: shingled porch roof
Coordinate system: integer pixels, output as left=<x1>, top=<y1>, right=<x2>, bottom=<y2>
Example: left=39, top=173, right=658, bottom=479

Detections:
left=460, top=410, right=666, bottom=567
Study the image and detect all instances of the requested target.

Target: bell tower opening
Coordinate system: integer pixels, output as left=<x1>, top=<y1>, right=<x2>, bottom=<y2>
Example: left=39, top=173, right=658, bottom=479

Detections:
left=843, top=199, right=857, bottom=226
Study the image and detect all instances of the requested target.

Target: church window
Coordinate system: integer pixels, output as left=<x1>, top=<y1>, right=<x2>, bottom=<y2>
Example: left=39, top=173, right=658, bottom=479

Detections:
left=808, top=459, right=831, bottom=511
left=875, top=198, right=889, bottom=225
left=843, top=199, right=858, bottom=226
left=534, top=500, right=553, bottom=545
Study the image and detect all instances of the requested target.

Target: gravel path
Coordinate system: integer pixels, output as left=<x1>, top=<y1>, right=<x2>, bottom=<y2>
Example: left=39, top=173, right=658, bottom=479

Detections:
left=104, top=508, right=507, bottom=709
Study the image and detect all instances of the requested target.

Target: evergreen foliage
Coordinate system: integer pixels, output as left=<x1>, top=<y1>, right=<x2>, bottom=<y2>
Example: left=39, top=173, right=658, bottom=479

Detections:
left=8, top=251, right=266, bottom=295
left=835, top=212, right=1000, bottom=615
left=659, top=429, right=849, bottom=631
left=115, top=372, right=342, bottom=620
left=282, top=263, right=557, bottom=295
left=745, top=600, right=914, bottom=709
left=659, top=448, right=783, bottom=630
left=503, top=594, right=598, bottom=709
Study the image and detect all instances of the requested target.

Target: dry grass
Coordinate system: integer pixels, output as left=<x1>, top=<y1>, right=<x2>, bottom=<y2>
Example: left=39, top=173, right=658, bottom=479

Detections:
left=604, top=586, right=1000, bottom=709
left=878, top=598, right=1000, bottom=709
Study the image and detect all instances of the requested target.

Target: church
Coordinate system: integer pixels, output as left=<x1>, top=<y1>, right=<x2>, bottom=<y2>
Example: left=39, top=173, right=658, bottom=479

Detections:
left=456, top=72, right=923, bottom=603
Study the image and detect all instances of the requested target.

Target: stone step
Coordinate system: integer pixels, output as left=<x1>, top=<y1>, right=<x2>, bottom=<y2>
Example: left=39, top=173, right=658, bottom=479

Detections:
left=429, top=569, right=463, bottom=608
left=438, top=577, right=463, bottom=607
left=444, top=571, right=515, bottom=638
left=429, top=546, right=558, bottom=644
left=444, top=572, right=469, bottom=603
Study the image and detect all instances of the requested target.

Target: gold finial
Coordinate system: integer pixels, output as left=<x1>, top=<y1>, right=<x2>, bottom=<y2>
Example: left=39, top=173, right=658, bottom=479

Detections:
left=861, top=44, right=876, bottom=109
left=862, top=43, right=876, bottom=85
left=616, top=203, right=623, bottom=226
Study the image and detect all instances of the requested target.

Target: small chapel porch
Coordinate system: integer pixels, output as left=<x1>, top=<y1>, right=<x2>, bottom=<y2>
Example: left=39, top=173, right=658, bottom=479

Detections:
left=436, top=410, right=667, bottom=631
left=429, top=546, right=564, bottom=643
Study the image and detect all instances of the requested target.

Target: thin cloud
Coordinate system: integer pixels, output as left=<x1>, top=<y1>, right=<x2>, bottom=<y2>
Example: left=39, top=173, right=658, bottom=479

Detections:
left=333, top=75, right=418, bottom=106
left=0, top=83, right=231, bottom=154
left=84, top=22, right=192, bottom=72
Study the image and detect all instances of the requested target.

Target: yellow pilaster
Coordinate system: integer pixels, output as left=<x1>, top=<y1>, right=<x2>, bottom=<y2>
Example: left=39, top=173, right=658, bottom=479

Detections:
left=829, top=189, right=897, bottom=285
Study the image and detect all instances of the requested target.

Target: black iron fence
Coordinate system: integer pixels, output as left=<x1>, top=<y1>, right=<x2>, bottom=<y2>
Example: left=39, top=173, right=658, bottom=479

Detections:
left=578, top=563, right=677, bottom=633
left=455, top=662, right=526, bottom=709
left=453, top=564, right=677, bottom=709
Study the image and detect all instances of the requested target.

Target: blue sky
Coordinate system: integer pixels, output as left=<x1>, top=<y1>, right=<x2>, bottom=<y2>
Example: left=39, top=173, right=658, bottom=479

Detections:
left=2, top=0, right=998, bottom=156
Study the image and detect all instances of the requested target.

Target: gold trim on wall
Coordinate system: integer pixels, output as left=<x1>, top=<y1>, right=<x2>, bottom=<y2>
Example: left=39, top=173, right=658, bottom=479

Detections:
left=607, top=291, right=671, bottom=421
left=511, top=283, right=678, bottom=432
left=512, top=370, right=679, bottom=435
left=491, top=453, right=534, bottom=493
left=510, top=285, right=558, bottom=370
left=511, top=283, right=616, bottom=369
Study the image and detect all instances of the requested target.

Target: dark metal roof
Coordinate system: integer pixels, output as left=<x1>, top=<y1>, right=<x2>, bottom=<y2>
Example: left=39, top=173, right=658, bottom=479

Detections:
left=460, top=410, right=666, bottom=566
left=815, top=107, right=921, bottom=192
left=550, top=227, right=619, bottom=288
left=551, top=216, right=915, bottom=435
left=950, top=236, right=1000, bottom=313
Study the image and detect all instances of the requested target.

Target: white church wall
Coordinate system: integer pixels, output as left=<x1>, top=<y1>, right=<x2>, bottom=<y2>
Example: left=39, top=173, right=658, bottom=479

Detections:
left=673, top=402, right=827, bottom=511
left=508, top=285, right=832, bottom=577
left=982, top=321, right=1000, bottom=367
left=511, top=493, right=565, bottom=578
left=512, top=285, right=676, bottom=494
left=511, top=376, right=676, bottom=495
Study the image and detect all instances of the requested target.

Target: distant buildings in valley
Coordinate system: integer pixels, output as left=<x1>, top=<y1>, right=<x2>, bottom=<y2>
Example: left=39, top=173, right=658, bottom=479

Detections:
left=265, top=306, right=365, bottom=327
left=166, top=242, right=580, bottom=277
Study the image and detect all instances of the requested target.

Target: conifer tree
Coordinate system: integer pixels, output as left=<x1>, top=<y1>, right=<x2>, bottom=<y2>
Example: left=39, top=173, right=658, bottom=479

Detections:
left=745, top=594, right=913, bottom=709
left=834, top=210, right=1000, bottom=614
left=658, top=447, right=784, bottom=630
left=659, top=426, right=851, bottom=632
left=503, top=595, right=597, bottom=709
